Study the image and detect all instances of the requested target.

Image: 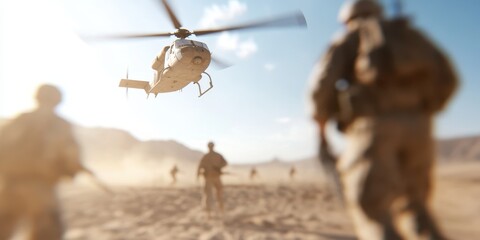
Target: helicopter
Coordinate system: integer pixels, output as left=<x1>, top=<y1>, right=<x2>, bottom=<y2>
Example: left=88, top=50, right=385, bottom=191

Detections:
left=93, top=0, right=307, bottom=97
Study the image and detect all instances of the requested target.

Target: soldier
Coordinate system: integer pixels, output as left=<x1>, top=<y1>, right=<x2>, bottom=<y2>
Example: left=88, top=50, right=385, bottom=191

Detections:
left=249, top=167, right=258, bottom=181
left=197, top=141, right=228, bottom=218
left=0, top=84, right=84, bottom=240
left=311, top=0, right=458, bottom=239
left=170, top=164, right=179, bottom=185
left=289, top=166, right=296, bottom=182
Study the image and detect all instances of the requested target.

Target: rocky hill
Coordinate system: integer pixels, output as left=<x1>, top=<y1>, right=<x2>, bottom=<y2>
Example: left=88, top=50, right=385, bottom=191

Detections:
left=437, top=135, right=480, bottom=162
left=0, top=117, right=478, bottom=182
left=71, top=126, right=204, bottom=184
left=73, top=126, right=203, bottom=165
left=2, top=117, right=480, bottom=163
left=0, top=118, right=204, bottom=184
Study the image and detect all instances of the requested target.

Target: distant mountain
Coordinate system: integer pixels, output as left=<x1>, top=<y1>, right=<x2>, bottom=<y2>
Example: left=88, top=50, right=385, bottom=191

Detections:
left=437, top=135, right=480, bottom=162
left=0, top=118, right=8, bottom=128
left=73, top=126, right=204, bottom=165
left=1, top=117, right=479, bottom=165
left=72, top=126, right=204, bottom=184
left=1, top=117, right=479, bottom=185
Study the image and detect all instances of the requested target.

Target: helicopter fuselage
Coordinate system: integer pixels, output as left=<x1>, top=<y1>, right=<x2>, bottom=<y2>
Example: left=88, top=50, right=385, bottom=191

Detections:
left=150, top=39, right=211, bottom=93
left=119, top=39, right=212, bottom=96
left=111, top=0, right=306, bottom=98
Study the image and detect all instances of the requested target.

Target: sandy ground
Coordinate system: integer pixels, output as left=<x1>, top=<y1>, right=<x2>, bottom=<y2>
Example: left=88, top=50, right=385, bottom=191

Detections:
left=58, top=163, right=480, bottom=240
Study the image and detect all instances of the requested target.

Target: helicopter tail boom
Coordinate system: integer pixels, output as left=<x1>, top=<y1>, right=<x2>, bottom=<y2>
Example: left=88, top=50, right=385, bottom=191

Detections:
left=119, top=79, right=151, bottom=93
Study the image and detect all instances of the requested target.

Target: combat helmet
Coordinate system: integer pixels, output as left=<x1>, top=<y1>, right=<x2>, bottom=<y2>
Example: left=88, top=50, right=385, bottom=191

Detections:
left=36, top=84, right=62, bottom=107
left=339, top=0, right=383, bottom=24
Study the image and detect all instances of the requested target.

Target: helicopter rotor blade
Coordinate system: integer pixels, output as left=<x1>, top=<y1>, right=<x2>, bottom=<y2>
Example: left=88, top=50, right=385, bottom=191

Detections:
left=211, top=55, right=232, bottom=70
left=160, top=0, right=183, bottom=29
left=82, top=32, right=174, bottom=41
left=192, top=10, right=307, bottom=36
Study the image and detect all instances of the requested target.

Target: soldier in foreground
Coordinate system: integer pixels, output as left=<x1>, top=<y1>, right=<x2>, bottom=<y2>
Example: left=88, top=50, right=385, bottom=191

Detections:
left=0, top=84, right=84, bottom=240
left=311, top=0, right=458, bottom=239
left=197, top=142, right=228, bottom=218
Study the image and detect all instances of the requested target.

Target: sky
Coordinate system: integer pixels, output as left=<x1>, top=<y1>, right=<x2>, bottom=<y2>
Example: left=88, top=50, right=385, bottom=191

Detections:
left=0, top=0, right=479, bottom=163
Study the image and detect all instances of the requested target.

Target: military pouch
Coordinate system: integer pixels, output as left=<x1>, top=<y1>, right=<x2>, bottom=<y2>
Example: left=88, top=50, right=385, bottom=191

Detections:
left=336, top=82, right=377, bottom=131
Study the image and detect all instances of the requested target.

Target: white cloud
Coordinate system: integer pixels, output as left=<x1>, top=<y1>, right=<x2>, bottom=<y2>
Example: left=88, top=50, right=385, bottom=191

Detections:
left=199, top=0, right=248, bottom=28
left=236, top=38, right=258, bottom=58
left=275, top=117, right=291, bottom=124
left=201, top=1, right=258, bottom=59
left=268, top=127, right=302, bottom=142
left=216, top=32, right=258, bottom=59
left=217, top=32, right=240, bottom=51
left=264, top=63, right=276, bottom=72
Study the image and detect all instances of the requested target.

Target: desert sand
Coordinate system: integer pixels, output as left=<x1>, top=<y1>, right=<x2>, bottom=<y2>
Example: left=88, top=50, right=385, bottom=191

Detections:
left=57, top=162, right=480, bottom=240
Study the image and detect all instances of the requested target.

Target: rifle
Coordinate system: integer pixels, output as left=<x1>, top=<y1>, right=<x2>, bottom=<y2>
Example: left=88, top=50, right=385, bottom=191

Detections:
left=197, top=170, right=237, bottom=177
left=220, top=171, right=237, bottom=177
left=80, top=167, right=114, bottom=195
left=317, top=119, right=343, bottom=201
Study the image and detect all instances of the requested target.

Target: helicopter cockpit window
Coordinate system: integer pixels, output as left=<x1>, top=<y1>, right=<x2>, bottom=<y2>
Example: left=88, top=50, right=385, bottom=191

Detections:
left=190, top=40, right=209, bottom=50
left=174, top=39, right=190, bottom=48
left=173, top=39, right=208, bottom=50
left=198, top=41, right=209, bottom=50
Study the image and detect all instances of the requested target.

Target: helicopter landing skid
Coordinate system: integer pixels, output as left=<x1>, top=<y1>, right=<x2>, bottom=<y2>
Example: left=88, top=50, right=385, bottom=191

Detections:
left=194, top=72, right=213, bottom=97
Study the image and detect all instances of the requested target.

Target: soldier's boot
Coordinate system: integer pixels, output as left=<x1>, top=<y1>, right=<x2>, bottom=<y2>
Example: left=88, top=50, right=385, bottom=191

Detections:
left=0, top=212, right=18, bottom=240
left=383, top=217, right=403, bottom=240
left=203, top=198, right=212, bottom=220
left=359, top=168, right=404, bottom=239
left=216, top=188, right=224, bottom=217
left=203, top=183, right=214, bottom=219
left=29, top=208, right=63, bottom=240
left=415, top=207, right=449, bottom=240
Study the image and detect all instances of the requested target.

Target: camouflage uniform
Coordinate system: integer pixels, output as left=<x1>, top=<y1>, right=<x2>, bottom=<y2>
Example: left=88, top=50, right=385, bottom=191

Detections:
left=311, top=1, right=458, bottom=239
left=0, top=85, right=82, bottom=240
left=197, top=142, right=227, bottom=217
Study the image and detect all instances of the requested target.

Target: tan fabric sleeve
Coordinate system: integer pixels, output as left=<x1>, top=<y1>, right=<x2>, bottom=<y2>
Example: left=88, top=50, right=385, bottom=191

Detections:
left=197, top=156, right=206, bottom=176
left=431, top=47, right=459, bottom=112
left=216, top=153, right=227, bottom=168
left=311, top=33, right=358, bottom=122
left=59, top=123, right=83, bottom=177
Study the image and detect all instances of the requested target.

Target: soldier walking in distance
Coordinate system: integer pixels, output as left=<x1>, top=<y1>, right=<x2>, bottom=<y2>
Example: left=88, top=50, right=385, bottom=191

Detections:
left=311, top=0, right=458, bottom=239
left=289, top=166, right=296, bottom=182
left=249, top=167, right=258, bottom=182
left=170, top=164, right=179, bottom=186
left=197, top=141, right=228, bottom=218
left=0, top=84, right=84, bottom=240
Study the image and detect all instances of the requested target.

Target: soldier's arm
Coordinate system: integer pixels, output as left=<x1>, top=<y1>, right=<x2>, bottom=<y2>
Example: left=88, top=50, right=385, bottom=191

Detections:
left=60, top=125, right=84, bottom=178
left=311, top=33, right=357, bottom=124
left=410, top=27, right=459, bottom=113
left=197, top=157, right=205, bottom=178
left=218, top=153, right=227, bottom=168
left=432, top=47, right=459, bottom=112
